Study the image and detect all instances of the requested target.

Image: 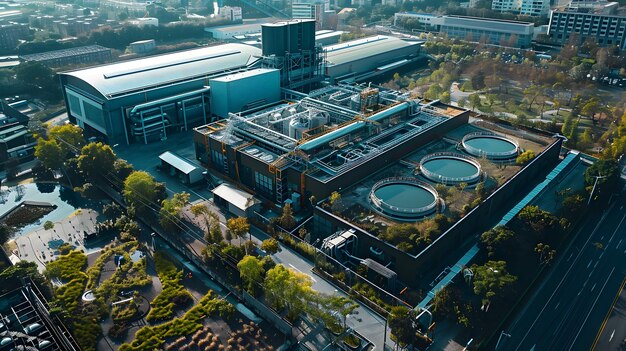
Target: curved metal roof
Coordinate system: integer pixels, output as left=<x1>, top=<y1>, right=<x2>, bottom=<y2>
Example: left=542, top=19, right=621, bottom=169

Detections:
left=61, top=43, right=262, bottom=99
left=325, top=35, right=422, bottom=67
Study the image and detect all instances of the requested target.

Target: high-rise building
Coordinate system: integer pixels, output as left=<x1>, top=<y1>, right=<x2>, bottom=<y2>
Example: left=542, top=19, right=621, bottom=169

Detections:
left=291, top=0, right=330, bottom=29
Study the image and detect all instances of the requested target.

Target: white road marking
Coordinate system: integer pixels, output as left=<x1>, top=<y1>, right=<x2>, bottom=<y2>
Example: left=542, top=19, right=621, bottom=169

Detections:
left=569, top=267, right=616, bottom=350
left=591, top=283, right=597, bottom=292
left=609, top=329, right=615, bottom=342
left=617, top=239, right=623, bottom=249
left=554, top=302, right=560, bottom=310
left=567, top=252, right=573, bottom=262
left=587, top=259, right=593, bottom=268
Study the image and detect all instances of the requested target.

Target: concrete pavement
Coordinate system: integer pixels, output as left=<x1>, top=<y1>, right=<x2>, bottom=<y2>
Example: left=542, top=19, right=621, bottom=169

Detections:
left=501, top=195, right=626, bottom=351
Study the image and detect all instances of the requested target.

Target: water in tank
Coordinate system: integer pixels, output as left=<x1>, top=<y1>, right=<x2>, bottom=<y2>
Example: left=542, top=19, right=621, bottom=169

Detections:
left=289, top=117, right=309, bottom=139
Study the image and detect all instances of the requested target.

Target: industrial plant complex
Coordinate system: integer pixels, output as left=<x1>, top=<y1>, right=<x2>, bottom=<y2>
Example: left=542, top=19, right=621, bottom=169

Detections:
left=55, top=17, right=590, bottom=344
left=58, top=18, right=579, bottom=292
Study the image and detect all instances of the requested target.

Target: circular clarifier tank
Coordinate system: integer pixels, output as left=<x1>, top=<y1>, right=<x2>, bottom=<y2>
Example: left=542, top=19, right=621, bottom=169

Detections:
left=420, top=153, right=481, bottom=185
left=462, top=132, right=519, bottom=160
left=369, top=178, right=439, bottom=221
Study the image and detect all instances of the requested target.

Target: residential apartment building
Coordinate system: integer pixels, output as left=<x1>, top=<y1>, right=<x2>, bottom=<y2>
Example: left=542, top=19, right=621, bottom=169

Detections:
left=0, top=23, right=28, bottom=52
left=548, top=10, right=626, bottom=49
left=492, top=0, right=550, bottom=16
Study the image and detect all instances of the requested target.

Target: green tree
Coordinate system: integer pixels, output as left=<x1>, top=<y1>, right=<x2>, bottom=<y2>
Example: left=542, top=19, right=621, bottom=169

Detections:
left=480, top=226, right=515, bottom=259
left=471, top=260, right=517, bottom=303
left=227, top=217, right=250, bottom=247
left=431, top=285, right=458, bottom=320
left=562, top=193, right=585, bottom=218
left=77, top=142, right=116, bottom=180
left=388, top=306, right=417, bottom=348
left=0, top=261, right=49, bottom=294
left=264, top=264, right=315, bottom=320
left=439, top=91, right=451, bottom=104
left=534, top=243, right=556, bottom=265
left=584, top=159, right=620, bottom=202
left=34, top=138, right=64, bottom=170
left=123, top=171, right=159, bottom=215
left=523, top=85, right=541, bottom=111
left=159, top=192, right=190, bottom=232
left=260, top=238, right=280, bottom=254
left=518, top=205, right=561, bottom=239
left=237, top=255, right=265, bottom=293
left=43, top=221, right=54, bottom=230
left=516, top=150, right=536, bottom=165
left=278, top=203, right=296, bottom=230
left=48, top=124, right=84, bottom=155
left=468, top=93, right=481, bottom=110
left=579, top=128, right=593, bottom=149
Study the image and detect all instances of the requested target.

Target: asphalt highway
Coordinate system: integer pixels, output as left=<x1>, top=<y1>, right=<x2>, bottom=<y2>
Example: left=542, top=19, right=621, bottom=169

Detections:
left=500, top=194, right=626, bottom=351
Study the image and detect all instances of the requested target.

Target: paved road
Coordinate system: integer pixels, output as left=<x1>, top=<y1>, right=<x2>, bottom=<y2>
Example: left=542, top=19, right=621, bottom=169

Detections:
left=592, top=277, right=626, bottom=350
left=501, top=194, right=626, bottom=351
left=250, top=226, right=391, bottom=351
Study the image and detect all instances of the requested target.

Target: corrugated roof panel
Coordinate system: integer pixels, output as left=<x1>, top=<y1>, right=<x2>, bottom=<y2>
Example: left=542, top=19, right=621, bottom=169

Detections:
left=325, top=35, right=422, bottom=67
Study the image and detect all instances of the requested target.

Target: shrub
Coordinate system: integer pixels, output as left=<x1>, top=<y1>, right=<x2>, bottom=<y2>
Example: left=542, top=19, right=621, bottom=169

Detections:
left=146, top=252, right=193, bottom=322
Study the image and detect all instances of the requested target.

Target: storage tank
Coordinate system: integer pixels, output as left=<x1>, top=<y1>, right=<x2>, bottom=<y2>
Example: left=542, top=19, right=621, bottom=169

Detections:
left=289, top=117, right=309, bottom=139
left=309, top=111, right=328, bottom=129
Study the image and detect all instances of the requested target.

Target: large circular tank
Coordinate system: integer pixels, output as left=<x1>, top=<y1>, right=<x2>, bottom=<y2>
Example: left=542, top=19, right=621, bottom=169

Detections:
left=462, top=132, right=519, bottom=160
left=369, top=177, right=440, bottom=221
left=419, top=153, right=482, bottom=185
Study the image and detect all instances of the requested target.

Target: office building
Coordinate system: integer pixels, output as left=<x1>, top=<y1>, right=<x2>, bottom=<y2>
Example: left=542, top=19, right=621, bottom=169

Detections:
left=548, top=10, right=626, bottom=49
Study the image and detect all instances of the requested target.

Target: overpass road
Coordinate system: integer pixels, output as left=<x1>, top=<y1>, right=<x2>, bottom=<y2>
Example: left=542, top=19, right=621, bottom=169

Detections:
left=500, top=194, right=626, bottom=351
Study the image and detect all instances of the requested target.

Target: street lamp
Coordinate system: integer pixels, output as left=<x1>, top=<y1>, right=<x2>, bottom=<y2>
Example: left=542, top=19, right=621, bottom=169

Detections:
left=495, top=331, right=511, bottom=350
left=587, top=173, right=607, bottom=205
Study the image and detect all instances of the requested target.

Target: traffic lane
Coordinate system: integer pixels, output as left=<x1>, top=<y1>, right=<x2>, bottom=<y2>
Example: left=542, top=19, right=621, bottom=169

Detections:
left=518, top=209, right=626, bottom=350
left=594, top=281, right=626, bottom=350
left=511, top=248, right=610, bottom=351
left=505, top=203, right=621, bottom=350
left=548, top=263, right=619, bottom=350
left=506, top=209, right=612, bottom=348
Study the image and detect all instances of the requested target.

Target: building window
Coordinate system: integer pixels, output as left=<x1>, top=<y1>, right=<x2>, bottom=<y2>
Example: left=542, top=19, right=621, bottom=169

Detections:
left=255, top=172, right=274, bottom=197
left=211, top=150, right=226, bottom=172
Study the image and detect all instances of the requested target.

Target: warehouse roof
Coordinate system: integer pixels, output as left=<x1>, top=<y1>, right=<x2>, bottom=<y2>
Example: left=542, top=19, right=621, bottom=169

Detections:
left=60, top=43, right=262, bottom=99
left=325, top=35, right=422, bottom=67
left=20, top=45, right=110, bottom=62
left=212, top=183, right=258, bottom=211
left=159, top=151, right=200, bottom=175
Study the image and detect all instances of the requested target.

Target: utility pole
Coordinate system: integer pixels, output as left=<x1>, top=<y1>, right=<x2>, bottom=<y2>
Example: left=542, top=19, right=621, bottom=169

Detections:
left=587, top=173, right=607, bottom=205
